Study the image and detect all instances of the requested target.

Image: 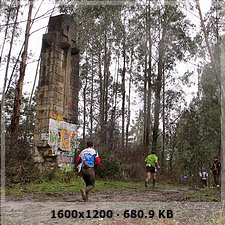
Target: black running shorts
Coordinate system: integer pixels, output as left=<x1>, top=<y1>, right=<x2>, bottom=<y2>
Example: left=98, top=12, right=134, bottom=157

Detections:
left=146, top=166, right=156, bottom=173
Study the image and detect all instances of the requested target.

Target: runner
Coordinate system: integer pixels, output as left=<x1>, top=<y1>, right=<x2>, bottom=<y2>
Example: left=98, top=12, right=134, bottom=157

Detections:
left=144, top=150, right=160, bottom=188
left=76, top=141, right=101, bottom=201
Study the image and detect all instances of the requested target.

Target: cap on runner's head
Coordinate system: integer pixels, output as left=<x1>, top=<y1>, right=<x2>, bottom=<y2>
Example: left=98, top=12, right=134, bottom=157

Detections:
left=151, top=150, right=156, bottom=154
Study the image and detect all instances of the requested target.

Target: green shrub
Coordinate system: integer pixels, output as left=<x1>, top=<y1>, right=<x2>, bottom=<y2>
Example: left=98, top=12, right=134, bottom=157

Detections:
left=96, top=149, right=125, bottom=179
left=38, top=167, right=76, bottom=183
left=122, top=163, right=146, bottom=181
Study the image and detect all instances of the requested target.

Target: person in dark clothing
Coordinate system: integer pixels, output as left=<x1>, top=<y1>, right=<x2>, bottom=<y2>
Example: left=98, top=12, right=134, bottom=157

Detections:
left=210, top=156, right=221, bottom=187
left=76, top=141, right=100, bottom=201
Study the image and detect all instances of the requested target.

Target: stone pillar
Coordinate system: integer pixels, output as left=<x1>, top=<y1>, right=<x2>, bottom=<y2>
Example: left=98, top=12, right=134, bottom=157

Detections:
left=33, top=14, right=80, bottom=167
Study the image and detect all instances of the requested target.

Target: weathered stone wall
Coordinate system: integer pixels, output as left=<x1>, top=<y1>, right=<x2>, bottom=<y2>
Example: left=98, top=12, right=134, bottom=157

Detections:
left=33, top=14, right=80, bottom=167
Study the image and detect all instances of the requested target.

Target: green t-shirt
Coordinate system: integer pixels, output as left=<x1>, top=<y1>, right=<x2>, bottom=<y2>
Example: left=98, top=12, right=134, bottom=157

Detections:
left=145, top=154, right=158, bottom=167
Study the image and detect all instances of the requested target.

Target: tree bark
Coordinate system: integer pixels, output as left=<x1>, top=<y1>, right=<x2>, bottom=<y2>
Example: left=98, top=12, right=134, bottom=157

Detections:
left=143, top=27, right=148, bottom=151
left=98, top=51, right=105, bottom=146
left=152, top=31, right=165, bottom=152
left=0, top=1, right=13, bottom=66
left=195, top=0, right=220, bottom=87
left=161, top=68, right=165, bottom=170
left=90, top=51, right=94, bottom=139
left=145, top=2, right=152, bottom=153
left=125, top=49, right=134, bottom=151
left=11, top=0, right=33, bottom=144
left=103, top=30, right=109, bottom=146
left=83, top=53, right=88, bottom=142
left=121, top=31, right=126, bottom=151
left=109, top=52, right=120, bottom=151
left=0, top=0, right=17, bottom=202
left=3, top=0, right=20, bottom=95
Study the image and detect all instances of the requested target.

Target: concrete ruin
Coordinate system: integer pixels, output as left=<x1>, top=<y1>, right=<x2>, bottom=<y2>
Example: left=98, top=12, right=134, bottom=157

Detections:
left=33, top=14, right=80, bottom=167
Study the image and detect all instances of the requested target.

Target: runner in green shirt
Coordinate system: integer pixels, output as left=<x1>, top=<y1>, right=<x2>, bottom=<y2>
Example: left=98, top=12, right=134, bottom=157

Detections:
left=144, top=150, right=160, bottom=188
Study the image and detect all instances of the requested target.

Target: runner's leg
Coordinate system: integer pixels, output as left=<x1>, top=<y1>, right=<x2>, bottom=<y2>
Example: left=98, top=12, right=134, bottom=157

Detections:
left=152, top=172, right=156, bottom=188
left=85, top=168, right=95, bottom=198
left=145, top=172, right=151, bottom=187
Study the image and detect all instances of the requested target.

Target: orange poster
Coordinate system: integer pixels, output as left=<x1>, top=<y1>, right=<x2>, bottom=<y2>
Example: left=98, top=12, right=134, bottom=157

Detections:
left=59, top=130, right=71, bottom=151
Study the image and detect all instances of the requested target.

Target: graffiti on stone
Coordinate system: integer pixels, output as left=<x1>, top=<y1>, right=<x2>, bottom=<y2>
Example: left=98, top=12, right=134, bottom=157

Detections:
left=48, top=118, right=60, bottom=148
left=59, top=130, right=71, bottom=151
left=71, top=131, right=77, bottom=151
left=48, top=118, right=78, bottom=167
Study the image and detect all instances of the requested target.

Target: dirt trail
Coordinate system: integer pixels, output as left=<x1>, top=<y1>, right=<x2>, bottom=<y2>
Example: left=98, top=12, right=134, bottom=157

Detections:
left=1, top=188, right=224, bottom=225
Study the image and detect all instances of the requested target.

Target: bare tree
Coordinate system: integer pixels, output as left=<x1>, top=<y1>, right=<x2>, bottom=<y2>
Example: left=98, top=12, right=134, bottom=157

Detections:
left=195, top=0, right=220, bottom=86
left=0, top=1, right=14, bottom=66
left=152, top=30, right=166, bottom=151
left=121, top=25, right=126, bottom=151
left=125, top=49, right=134, bottom=151
left=11, top=0, right=34, bottom=143
left=89, top=50, right=94, bottom=139
left=145, top=1, right=152, bottom=153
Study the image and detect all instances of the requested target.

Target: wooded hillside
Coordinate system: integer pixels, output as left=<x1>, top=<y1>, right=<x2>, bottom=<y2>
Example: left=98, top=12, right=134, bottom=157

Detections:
left=0, top=0, right=223, bottom=183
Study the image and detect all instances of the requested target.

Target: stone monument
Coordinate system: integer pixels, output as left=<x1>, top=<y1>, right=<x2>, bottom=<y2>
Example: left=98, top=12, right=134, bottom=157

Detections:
left=33, top=14, right=80, bottom=167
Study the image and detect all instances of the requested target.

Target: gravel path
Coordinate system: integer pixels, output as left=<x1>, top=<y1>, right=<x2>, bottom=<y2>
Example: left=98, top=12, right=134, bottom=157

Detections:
left=1, top=188, right=224, bottom=225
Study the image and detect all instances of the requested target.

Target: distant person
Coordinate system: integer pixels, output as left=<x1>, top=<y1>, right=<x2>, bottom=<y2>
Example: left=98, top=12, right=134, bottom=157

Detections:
left=76, top=141, right=101, bottom=201
left=210, top=156, right=221, bottom=187
left=199, top=169, right=208, bottom=187
left=180, top=175, right=188, bottom=183
left=144, top=150, right=160, bottom=188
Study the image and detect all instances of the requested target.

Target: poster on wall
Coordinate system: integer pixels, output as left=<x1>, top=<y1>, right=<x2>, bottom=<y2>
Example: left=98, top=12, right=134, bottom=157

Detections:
left=48, top=118, right=60, bottom=148
left=48, top=118, right=79, bottom=169
left=59, top=130, right=71, bottom=151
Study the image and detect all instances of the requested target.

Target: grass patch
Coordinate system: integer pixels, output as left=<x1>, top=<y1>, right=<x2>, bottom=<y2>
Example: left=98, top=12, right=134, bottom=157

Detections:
left=184, top=187, right=220, bottom=201
left=6, top=179, right=144, bottom=197
left=6, top=178, right=189, bottom=198
left=6, top=179, right=220, bottom=202
left=6, top=187, right=22, bottom=197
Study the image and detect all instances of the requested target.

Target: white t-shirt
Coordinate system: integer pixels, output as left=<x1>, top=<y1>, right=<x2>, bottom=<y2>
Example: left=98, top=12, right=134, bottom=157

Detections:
left=79, top=147, right=98, bottom=168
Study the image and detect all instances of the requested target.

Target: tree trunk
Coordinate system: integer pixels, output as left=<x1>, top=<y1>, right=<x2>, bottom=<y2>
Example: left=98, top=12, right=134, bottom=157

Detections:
left=83, top=76, right=88, bottom=142
left=11, top=0, right=33, bottom=144
left=98, top=51, right=105, bottom=146
left=161, top=68, right=165, bottom=170
left=143, top=30, right=148, bottom=151
left=195, top=0, right=220, bottom=87
left=0, top=1, right=13, bottom=66
left=125, top=49, right=134, bottom=151
left=145, top=2, right=152, bottom=153
left=103, top=30, right=109, bottom=146
left=83, top=53, right=88, bottom=142
left=3, top=0, right=20, bottom=96
left=23, top=58, right=40, bottom=140
left=152, top=32, right=165, bottom=152
left=109, top=53, right=120, bottom=151
left=121, top=33, right=126, bottom=151
left=90, top=51, right=94, bottom=139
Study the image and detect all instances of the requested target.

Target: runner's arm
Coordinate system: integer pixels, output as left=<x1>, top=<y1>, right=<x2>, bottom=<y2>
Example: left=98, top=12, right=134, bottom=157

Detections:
left=156, top=162, right=160, bottom=169
left=95, top=156, right=101, bottom=165
left=76, top=156, right=82, bottom=165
